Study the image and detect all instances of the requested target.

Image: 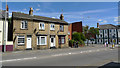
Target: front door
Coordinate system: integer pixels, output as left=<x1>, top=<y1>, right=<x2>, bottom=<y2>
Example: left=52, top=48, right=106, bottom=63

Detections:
left=27, top=35, right=32, bottom=49
left=50, top=36, right=55, bottom=47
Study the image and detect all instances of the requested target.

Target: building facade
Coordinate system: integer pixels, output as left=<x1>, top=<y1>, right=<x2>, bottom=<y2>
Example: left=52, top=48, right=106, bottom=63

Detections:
left=0, top=6, right=13, bottom=52
left=96, top=23, right=119, bottom=44
left=11, top=8, right=69, bottom=50
left=68, top=21, right=82, bottom=40
left=117, top=25, right=120, bottom=44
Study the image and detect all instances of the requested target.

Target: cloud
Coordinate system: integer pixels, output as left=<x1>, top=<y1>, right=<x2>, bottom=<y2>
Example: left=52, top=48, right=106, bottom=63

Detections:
left=36, top=9, right=40, bottom=11
left=114, top=17, right=118, bottom=22
left=9, top=13, right=12, bottom=18
left=23, top=8, right=27, bottom=11
left=38, top=4, right=40, bottom=7
left=52, top=17, right=55, bottom=18
left=101, top=20, right=107, bottom=23
left=98, top=19, right=102, bottom=21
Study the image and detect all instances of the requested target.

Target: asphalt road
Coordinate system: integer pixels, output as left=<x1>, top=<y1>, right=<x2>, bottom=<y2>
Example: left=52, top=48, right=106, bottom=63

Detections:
left=1, top=44, right=120, bottom=66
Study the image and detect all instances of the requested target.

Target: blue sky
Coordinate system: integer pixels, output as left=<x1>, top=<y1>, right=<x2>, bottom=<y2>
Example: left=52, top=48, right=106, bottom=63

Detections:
left=2, top=2, right=119, bottom=27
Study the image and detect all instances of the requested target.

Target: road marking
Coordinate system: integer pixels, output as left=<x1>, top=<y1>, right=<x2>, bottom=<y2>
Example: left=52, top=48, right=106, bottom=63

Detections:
left=2, top=48, right=112, bottom=63
left=0, top=57, right=37, bottom=63
left=69, top=53, right=72, bottom=54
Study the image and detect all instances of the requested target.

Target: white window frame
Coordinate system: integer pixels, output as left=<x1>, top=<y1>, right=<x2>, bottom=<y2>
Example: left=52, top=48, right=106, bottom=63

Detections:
left=17, top=36, right=25, bottom=45
left=60, top=25, right=64, bottom=31
left=39, top=22, right=45, bottom=30
left=21, top=21, right=28, bottom=29
left=37, top=36, right=47, bottom=45
left=50, top=24, right=55, bottom=30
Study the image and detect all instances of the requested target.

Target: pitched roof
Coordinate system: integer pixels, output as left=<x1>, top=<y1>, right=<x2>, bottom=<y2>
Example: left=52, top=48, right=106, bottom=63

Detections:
left=12, top=12, right=68, bottom=24
left=117, top=25, right=120, bottom=29
left=99, top=24, right=117, bottom=29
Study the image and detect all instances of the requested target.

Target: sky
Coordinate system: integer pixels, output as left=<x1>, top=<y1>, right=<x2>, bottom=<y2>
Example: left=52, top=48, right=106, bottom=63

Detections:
left=1, top=2, right=119, bottom=27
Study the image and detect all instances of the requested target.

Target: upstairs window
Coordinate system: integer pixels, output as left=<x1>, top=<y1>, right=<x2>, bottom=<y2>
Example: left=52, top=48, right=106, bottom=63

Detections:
left=50, top=24, right=55, bottom=30
left=60, top=25, right=64, bottom=32
left=21, top=21, right=28, bottom=29
left=39, top=22, right=45, bottom=30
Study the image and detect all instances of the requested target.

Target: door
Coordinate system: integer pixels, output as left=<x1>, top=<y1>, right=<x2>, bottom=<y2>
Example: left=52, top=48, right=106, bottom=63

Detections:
left=27, top=35, right=32, bottom=49
left=50, top=36, right=55, bottom=47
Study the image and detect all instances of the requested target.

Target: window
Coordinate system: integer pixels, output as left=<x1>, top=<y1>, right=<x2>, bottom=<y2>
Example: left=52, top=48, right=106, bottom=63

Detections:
left=61, top=37, right=65, bottom=44
left=50, top=24, right=55, bottom=30
left=110, top=29, right=111, bottom=32
left=21, top=21, right=27, bottom=29
left=60, top=25, right=64, bottom=32
left=105, top=30, right=107, bottom=33
left=37, top=36, right=47, bottom=45
left=39, top=22, right=45, bottom=30
left=59, top=36, right=65, bottom=44
left=17, top=36, right=25, bottom=45
left=113, top=29, right=116, bottom=32
left=100, top=34, right=102, bottom=37
left=100, top=30, right=102, bottom=33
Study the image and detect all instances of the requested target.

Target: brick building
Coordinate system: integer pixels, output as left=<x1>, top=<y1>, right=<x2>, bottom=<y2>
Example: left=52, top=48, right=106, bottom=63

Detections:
left=68, top=21, right=82, bottom=40
left=10, top=8, right=69, bottom=51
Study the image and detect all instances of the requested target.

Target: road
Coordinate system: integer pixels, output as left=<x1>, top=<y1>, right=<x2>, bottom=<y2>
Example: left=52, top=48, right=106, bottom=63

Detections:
left=1, top=44, right=120, bottom=66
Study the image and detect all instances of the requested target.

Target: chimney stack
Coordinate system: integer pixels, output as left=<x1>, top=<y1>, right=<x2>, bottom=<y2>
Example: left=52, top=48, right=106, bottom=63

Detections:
left=6, top=5, right=9, bottom=11
left=29, top=7, right=33, bottom=16
left=97, top=23, right=99, bottom=28
left=60, top=14, right=64, bottom=20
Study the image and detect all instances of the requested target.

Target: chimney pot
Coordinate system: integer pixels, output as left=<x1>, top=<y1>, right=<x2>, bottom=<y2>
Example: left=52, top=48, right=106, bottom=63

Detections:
left=6, top=5, right=9, bottom=11
left=60, top=14, right=64, bottom=20
left=29, top=7, right=33, bottom=16
left=97, top=23, right=99, bottom=28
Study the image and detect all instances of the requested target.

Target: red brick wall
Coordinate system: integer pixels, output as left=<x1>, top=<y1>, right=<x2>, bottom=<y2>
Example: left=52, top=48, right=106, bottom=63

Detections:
left=68, top=21, right=82, bottom=40
left=68, top=24, right=72, bottom=40
left=72, top=22, right=82, bottom=33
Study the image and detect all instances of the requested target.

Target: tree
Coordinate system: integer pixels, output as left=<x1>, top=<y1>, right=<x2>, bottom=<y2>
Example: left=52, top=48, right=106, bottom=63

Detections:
left=72, top=32, right=81, bottom=42
left=88, top=27, right=99, bottom=38
left=72, top=32, right=86, bottom=45
left=83, top=25, right=89, bottom=35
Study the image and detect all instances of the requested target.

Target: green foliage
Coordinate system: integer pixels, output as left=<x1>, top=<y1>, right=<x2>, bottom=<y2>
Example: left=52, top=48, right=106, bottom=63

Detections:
left=72, top=32, right=86, bottom=45
left=83, top=25, right=89, bottom=34
left=69, top=40, right=74, bottom=44
left=80, top=33, right=86, bottom=41
left=72, top=32, right=81, bottom=42
left=83, top=25, right=99, bottom=40
left=79, top=40, right=85, bottom=45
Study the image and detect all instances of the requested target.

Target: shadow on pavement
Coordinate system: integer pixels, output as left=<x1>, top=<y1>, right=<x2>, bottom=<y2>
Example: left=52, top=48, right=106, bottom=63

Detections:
left=98, top=62, right=120, bottom=68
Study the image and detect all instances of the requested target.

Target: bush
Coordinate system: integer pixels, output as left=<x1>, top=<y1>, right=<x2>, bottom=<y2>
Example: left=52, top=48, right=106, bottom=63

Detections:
left=69, top=40, right=74, bottom=44
left=72, top=32, right=81, bottom=41
left=72, top=32, right=86, bottom=45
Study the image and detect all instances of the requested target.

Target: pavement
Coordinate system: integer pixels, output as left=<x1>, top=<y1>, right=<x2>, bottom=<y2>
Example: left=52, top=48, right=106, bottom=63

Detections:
left=1, top=44, right=120, bottom=66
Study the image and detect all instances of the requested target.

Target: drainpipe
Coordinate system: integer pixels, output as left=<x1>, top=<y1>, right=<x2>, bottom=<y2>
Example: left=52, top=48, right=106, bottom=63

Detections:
left=48, top=23, right=50, bottom=48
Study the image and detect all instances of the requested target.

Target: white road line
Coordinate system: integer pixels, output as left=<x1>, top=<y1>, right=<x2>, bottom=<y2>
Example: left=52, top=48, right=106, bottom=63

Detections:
left=0, top=57, right=37, bottom=63
left=2, top=48, right=110, bottom=63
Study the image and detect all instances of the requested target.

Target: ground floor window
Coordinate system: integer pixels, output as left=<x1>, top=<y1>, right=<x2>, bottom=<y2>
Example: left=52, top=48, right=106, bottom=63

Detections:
left=59, top=36, right=65, bottom=44
left=37, top=36, right=47, bottom=45
left=17, top=36, right=25, bottom=45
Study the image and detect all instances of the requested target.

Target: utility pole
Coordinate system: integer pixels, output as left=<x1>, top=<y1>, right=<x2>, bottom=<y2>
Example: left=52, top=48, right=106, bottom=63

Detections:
left=3, top=0, right=7, bottom=52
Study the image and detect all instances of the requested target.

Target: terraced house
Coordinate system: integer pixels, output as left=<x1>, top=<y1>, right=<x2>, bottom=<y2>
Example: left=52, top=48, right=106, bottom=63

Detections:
left=96, top=23, right=119, bottom=44
left=11, top=8, right=69, bottom=50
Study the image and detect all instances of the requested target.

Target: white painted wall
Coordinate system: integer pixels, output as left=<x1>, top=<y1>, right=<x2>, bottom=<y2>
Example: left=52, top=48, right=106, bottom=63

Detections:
left=0, top=20, right=3, bottom=45
left=0, top=20, right=8, bottom=45
left=118, top=29, right=120, bottom=38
